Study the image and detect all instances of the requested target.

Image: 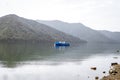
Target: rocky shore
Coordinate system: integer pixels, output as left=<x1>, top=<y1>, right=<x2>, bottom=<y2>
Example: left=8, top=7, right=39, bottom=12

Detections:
left=101, top=64, right=120, bottom=80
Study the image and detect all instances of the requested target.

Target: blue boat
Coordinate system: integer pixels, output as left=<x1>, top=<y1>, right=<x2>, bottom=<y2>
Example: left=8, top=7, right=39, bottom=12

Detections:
left=54, top=41, right=70, bottom=46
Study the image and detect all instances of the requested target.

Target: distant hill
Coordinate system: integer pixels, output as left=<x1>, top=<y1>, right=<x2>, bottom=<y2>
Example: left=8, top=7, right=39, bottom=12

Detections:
left=0, top=14, right=86, bottom=43
left=99, top=30, right=120, bottom=43
left=37, top=20, right=115, bottom=43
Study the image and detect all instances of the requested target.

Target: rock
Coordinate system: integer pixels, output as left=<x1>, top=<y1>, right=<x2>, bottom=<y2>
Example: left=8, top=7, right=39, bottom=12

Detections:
left=103, top=71, right=106, bottom=74
left=113, top=57, right=118, bottom=59
left=117, top=50, right=119, bottom=52
left=95, top=76, right=99, bottom=80
left=91, top=67, right=97, bottom=70
left=111, top=63, right=118, bottom=66
left=101, top=64, right=120, bottom=80
left=109, top=68, right=118, bottom=75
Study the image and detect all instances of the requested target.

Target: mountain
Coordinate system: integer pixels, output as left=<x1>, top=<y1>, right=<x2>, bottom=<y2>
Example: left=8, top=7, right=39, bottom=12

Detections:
left=99, top=30, right=120, bottom=43
left=37, top=20, right=115, bottom=43
left=0, top=14, right=86, bottom=43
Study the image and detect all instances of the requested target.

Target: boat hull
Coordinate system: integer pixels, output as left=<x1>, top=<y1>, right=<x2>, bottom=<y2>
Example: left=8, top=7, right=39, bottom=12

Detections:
left=54, top=42, right=70, bottom=46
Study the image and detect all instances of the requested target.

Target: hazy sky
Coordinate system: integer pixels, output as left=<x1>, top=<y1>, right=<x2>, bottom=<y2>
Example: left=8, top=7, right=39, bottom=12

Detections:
left=0, top=0, right=120, bottom=31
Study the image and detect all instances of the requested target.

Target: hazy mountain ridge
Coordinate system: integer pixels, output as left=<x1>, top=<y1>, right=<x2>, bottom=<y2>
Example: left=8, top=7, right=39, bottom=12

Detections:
left=99, top=30, right=120, bottom=42
left=0, top=14, right=85, bottom=43
left=37, top=20, right=116, bottom=43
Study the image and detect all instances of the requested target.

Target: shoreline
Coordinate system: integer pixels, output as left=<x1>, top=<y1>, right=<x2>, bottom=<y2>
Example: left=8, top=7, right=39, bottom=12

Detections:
left=101, top=64, right=120, bottom=80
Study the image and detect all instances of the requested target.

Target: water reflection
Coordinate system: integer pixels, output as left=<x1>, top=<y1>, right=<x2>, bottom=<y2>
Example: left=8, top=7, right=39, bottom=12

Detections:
left=0, top=42, right=55, bottom=67
left=0, top=42, right=119, bottom=68
left=0, top=42, right=120, bottom=80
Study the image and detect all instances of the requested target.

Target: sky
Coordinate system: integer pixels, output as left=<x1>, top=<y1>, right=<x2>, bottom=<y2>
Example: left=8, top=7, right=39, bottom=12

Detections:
left=0, top=0, right=120, bottom=31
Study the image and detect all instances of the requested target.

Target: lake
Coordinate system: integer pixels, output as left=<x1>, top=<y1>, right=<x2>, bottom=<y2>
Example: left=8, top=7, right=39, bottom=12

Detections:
left=0, top=42, right=120, bottom=80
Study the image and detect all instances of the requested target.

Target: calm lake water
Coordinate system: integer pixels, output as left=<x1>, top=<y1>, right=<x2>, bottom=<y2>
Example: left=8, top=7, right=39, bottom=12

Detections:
left=0, top=42, right=120, bottom=80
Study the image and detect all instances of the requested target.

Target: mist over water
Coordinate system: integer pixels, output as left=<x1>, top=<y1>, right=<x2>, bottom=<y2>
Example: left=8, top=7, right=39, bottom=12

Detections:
left=0, top=42, right=120, bottom=80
